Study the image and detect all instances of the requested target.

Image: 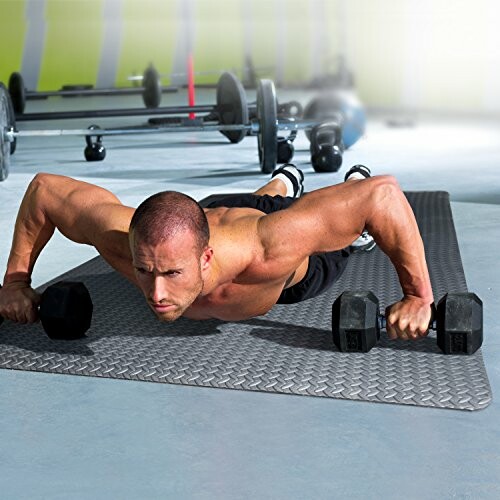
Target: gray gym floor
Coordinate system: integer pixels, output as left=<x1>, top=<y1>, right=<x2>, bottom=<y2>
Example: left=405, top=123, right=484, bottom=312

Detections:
left=1, top=90, right=499, bottom=499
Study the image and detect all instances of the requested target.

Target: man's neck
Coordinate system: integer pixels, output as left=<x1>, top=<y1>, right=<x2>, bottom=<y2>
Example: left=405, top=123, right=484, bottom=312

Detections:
left=200, top=255, right=225, bottom=297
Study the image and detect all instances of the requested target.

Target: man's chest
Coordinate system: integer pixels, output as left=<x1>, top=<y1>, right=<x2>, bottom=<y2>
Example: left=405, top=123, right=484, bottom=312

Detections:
left=185, top=280, right=285, bottom=321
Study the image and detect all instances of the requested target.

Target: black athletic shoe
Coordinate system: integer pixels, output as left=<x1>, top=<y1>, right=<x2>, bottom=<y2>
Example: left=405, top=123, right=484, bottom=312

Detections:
left=272, top=163, right=305, bottom=198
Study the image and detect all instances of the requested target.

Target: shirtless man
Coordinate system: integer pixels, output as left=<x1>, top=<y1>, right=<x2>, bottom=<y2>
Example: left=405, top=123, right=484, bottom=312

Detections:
left=0, top=164, right=434, bottom=341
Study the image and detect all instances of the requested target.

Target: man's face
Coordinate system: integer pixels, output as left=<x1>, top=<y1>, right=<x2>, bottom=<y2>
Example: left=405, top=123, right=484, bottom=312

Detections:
left=130, top=229, right=209, bottom=322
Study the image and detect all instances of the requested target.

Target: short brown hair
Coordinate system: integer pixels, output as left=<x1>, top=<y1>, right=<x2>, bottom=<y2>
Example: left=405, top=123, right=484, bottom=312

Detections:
left=129, top=191, right=209, bottom=253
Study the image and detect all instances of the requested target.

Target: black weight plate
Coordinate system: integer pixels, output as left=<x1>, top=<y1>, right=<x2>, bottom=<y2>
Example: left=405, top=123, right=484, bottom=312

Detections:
left=142, top=65, right=161, bottom=108
left=216, top=72, right=248, bottom=143
left=257, top=79, right=277, bottom=174
left=0, top=84, right=11, bottom=181
left=2, top=83, right=17, bottom=155
left=8, top=72, right=26, bottom=114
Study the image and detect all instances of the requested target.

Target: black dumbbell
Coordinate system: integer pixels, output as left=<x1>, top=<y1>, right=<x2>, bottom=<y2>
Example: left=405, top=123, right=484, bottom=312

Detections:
left=332, top=290, right=483, bottom=354
left=0, top=281, right=93, bottom=340
left=309, top=121, right=345, bottom=172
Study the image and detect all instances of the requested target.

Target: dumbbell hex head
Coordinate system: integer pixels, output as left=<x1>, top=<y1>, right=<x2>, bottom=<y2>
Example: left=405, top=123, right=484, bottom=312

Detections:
left=332, top=291, right=380, bottom=352
left=39, top=281, right=93, bottom=340
left=436, top=292, right=483, bottom=355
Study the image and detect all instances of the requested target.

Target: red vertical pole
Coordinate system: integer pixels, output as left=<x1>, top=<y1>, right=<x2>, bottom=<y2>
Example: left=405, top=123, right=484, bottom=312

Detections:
left=187, top=53, right=196, bottom=119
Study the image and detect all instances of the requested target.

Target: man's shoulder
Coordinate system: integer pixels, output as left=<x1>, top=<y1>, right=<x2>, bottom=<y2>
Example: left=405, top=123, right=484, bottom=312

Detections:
left=205, top=205, right=266, bottom=229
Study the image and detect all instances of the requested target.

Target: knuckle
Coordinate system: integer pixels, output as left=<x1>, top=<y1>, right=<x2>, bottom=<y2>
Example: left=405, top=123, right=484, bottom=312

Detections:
left=417, top=325, right=428, bottom=337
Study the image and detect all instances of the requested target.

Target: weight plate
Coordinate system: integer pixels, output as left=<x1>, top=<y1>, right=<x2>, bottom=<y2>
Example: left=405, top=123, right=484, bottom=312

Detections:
left=2, top=83, right=17, bottom=155
left=142, top=65, right=162, bottom=108
left=8, top=72, right=26, bottom=114
left=257, top=79, right=277, bottom=174
left=216, top=72, right=248, bottom=144
left=0, top=84, right=11, bottom=181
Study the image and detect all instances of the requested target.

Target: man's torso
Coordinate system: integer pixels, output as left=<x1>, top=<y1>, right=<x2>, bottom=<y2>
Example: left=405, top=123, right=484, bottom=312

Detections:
left=184, top=206, right=309, bottom=320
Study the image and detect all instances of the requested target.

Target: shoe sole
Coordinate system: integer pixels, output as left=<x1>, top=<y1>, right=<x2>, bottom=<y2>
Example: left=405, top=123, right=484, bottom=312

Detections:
left=349, top=240, right=377, bottom=253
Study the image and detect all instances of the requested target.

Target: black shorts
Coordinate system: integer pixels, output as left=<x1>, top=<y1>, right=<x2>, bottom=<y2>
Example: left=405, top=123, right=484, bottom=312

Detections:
left=205, top=193, right=351, bottom=304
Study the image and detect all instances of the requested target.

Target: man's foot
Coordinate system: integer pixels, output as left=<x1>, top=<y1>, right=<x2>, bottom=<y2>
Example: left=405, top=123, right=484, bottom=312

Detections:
left=344, top=164, right=371, bottom=182
left=271, top=164, right=305, bottom=198
left=350, top=230, right=377, bottom=253
left=344, top=165, right=376, bottom=253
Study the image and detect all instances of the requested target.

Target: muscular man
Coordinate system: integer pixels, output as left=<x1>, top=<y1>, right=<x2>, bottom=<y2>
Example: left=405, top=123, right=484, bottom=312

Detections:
left=0, top=164, right=434, bottom=341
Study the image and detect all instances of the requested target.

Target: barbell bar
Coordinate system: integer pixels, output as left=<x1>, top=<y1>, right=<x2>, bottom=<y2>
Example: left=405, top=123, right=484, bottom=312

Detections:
left=15, top=104, right=221, bottom=122
left=3, top=119, right=314, bottom=139
left=9, top=65, right=178, bottom=115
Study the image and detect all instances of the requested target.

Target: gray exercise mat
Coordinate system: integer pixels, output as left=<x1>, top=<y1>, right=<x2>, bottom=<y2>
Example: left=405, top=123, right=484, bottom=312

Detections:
left=0, top=192, right=492, bottom=411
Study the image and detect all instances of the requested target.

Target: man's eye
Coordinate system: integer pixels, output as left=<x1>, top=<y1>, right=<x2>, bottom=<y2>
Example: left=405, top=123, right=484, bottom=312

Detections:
left=165, top=270, right=180, bottom=276
left=136, top=268, right=149, bottom=274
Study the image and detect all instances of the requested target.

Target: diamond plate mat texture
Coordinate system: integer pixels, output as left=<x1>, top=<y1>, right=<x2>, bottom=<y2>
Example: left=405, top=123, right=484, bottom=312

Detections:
left=0, top=192, right=492, bottom=410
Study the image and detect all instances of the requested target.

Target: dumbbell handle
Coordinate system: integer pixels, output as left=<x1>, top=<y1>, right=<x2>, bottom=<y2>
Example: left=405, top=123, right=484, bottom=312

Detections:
left=378, top=313, right=436, bottom=331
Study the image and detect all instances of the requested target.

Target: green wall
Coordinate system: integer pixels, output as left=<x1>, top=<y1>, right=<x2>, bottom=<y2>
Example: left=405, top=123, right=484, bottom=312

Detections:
left=0, top=0, right=497, bottom=112
left=345, top=0, right=408, bottom=108
left=39, top=0, right=104, bottom=90
left=192, top=0, right=245, bottom=84
left=115, top=0, right=178, bottom=87
left=0, top=0, right=26, bottom=85
left=248, top=1, right=278, bottom=81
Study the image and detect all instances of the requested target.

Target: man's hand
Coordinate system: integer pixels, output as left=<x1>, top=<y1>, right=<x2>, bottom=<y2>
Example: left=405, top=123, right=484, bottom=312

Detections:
left=385, top=296, right=434, bottom=341
left=0, top=282, right=41, bottom=324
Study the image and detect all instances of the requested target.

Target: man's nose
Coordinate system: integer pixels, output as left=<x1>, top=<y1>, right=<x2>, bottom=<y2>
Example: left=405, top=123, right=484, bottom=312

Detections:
left=150, top=277, right=169, bottom=303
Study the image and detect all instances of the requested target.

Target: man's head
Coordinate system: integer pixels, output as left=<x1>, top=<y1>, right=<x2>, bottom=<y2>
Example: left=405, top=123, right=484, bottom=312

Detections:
left=129, top=191, right=212, bottom=322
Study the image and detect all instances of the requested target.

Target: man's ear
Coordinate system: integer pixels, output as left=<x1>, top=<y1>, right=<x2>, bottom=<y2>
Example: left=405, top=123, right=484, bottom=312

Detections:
left=200, top=246, right=214, bottom=271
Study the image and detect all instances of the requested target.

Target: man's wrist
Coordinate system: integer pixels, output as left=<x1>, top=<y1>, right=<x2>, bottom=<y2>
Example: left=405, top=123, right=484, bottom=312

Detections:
left=403, top=291, right=434, bottom=306
left=2, top=271, right=32, bottom=287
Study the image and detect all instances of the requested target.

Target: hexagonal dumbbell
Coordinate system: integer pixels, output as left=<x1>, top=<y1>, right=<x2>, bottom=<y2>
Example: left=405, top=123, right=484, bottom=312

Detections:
left=332, top=290, right=483, bottom=355
left=332, top=291, right=380, bottom=352
left=0, top=281, right=93, bottom=340
left=435, top=293, right=483, bottom=355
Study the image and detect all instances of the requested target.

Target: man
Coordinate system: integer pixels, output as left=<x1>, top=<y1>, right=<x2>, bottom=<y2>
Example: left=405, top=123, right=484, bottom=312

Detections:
left=0, top=164, right=434, bottom=341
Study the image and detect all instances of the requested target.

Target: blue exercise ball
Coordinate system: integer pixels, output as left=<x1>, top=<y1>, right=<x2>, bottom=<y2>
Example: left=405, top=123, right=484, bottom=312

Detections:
left=304, top=91, right=366, bottom=149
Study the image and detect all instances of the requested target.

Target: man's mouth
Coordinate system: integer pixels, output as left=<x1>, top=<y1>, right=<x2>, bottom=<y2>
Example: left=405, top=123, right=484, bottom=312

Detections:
left=151, top=303, right=176, bottom=313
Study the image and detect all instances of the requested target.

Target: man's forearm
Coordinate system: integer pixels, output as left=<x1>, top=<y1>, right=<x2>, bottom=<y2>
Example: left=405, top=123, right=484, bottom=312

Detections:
left=3, top=179, right=56, bottom=286
left=365, top=181, right=433, bottom=304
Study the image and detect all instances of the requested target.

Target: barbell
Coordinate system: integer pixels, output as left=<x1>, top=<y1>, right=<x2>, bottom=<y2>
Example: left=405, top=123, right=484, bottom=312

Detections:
left=11, top=72, right=249, bottom=145
left=0, top=77, right=324, bottom=181
left=8, top=65, right=178, bottom=114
